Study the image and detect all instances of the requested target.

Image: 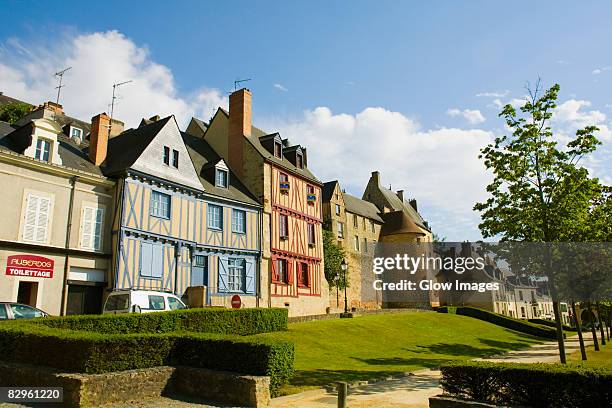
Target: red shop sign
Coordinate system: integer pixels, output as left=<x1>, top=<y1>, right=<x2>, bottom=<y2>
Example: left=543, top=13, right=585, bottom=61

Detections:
left=5, top=254, right=54, bottom=278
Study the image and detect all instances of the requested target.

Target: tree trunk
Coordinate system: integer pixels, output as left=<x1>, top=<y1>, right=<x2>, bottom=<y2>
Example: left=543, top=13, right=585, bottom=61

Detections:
left=336, top=286, right=339, bottom=308
left=572, top=302, right=587, bottom=361
left=596, top=302, right=606, bottom=346
left=552, top=300, right=567, bottom=364
left=589, top=303, right=600, bottom=352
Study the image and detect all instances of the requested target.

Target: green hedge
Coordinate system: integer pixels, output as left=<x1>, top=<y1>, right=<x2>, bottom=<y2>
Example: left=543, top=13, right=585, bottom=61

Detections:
left=528, top=318, right=577, bottom=331
left=34, top=307, right=288, bottom=336
left=0, top=322, right=293, bottom=396
left=440, top=361, right=612, bottom=408
left=437, top=306, right=557, bottom=339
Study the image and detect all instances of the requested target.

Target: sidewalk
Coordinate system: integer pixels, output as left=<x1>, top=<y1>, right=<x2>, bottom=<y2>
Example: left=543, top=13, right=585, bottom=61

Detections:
left=271, top=334, right=592, bottom=408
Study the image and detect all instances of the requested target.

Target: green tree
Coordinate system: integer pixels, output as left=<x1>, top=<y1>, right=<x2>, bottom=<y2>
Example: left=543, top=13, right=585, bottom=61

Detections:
left=474, top=81, right=606, bottom=363
left=323, top=218, right=347, bottom=307
left=0, top=102, right=31, bottom=124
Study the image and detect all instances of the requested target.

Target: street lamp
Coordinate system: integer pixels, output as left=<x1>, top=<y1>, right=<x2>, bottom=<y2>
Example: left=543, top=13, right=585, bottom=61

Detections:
left=340, top=259, right=352, bottom=318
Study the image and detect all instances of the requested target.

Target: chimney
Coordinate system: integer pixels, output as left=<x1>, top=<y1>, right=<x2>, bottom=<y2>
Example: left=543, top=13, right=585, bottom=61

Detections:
left=396, top=190, right=404, bottom=202
left=109, top=118, right=124, bottom=138
left=371, top=171, right=380, bottom=185
left=409, top=199, right=418, bottom=212
left=228, top=88, right=252, bottom=177
left=43, top=101, right=63, bottom=116
left=89, top=113, right=110, bottom=166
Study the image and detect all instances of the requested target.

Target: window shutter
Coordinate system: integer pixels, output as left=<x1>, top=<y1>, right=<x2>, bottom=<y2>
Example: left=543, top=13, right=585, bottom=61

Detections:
left=218, top=256, right=229, bottom=292
left=152, top=244, right=164, bottom=278
left=271, top=258, right=278, bottom=281
left=36, top=196, right=51, bottom=243
left=140, top=241, right=153, bottom=276
left=287, top=261, right=294, bottom=284
left=245, top=258, right=255, bottom=294
left=81, top=207, right=94, bottom=249
left=94, top=208, right=105, bottom=250
left=23, top=194, right=38, bottom=241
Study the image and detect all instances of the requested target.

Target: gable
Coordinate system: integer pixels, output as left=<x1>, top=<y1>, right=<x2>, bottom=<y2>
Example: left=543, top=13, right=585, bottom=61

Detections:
left=131, top=118, right=203, bottom=190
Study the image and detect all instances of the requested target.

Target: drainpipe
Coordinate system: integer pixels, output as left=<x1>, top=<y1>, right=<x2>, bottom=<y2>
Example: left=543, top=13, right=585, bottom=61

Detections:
left=174, top=244, right=181, bottom=295
left=60, top=176, right=78, bottom=316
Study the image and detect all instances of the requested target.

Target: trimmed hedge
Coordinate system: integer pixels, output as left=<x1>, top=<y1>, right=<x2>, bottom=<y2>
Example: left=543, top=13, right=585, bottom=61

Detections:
left=34, top=307, right=288, bottom=336
left=528, top=318, right=577, bottom=331
left=437, top=306, right=557, bottom=339
left=440, top=361, right=612, bottom=408
left=0, top=322, right=293, bottom=396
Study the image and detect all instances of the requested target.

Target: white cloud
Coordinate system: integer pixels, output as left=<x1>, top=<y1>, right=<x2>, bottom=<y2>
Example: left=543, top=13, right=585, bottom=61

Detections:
left=273, top=83, right=288, bottom=92
left=447, top=108, right=486, bottom=124
left=261, top=107, right=495, bottom=240
left=556, top=60, right=570, bottom=65
left=0, top=30, right=227, bottom=128
left=476, top=90, right=509, bottom=98
left=592, top=66, right=612, bottom=75
left=554, top=99, right=606, bottom=127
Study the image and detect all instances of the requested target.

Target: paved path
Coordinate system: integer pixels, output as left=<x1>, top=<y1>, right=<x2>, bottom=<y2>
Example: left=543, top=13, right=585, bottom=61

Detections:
left=270, top=335, right=593, bottom=408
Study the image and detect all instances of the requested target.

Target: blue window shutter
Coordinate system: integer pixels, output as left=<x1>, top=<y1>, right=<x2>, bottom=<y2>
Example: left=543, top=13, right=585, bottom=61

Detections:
left=152, top=243, right=164, bottom=278
left=245, top=257, right=255, bottom=294
left=218, top=256, right=229, bottom=293
left=140, top=241, right=153, bottom=277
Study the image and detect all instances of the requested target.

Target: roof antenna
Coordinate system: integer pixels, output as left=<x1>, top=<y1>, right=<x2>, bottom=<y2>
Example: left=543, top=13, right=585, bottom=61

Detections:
left=109, top=80, right=133, bottom=136
left=234, top=78, right=252, bottom=91
left=53, top=66, right=72, bottom=105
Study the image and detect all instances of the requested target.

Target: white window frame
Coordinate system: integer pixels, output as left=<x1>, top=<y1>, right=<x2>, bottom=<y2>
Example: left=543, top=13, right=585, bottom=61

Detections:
left=79, top=203, right=105, bottom=251
left=207, top=204, right=223, bottom=230
left=228, top=258, right=245, bottom=292
left=20, top=190, right=54, bottom=244
left=150, top=191, right=171, bottom=219
left=232, top=209, right=246, bottom=234
left=70, top=127, right=83, bottom=139
left=34, top=138, right=52, bottom=162
left=216, top=169, right=229, bottom=188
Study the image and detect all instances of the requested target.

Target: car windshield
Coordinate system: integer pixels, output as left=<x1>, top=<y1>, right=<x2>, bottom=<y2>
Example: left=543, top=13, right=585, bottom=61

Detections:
left=167, top=296, right=186, bottom=310
left=104, top=294, right=129, bottom=311
left=10, top=304, right=44, bottom=319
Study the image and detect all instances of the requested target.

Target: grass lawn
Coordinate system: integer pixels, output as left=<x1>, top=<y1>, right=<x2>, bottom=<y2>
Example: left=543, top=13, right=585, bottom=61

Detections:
left=254, top=311, right=544, bottom=394
left=568, top=341, right=612, bottom=369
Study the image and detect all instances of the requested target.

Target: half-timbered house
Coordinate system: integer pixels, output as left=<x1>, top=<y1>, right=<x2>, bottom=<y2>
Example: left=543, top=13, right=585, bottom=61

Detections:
left=187, top=88, right=329, bottom=316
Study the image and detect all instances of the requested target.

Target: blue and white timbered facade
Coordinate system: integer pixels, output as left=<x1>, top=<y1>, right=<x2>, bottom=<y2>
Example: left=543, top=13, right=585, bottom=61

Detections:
left=106, top=117, right=262, bottom=307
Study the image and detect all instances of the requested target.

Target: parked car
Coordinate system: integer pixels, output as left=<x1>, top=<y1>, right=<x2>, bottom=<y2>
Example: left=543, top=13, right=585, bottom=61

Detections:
left=0, top=302, right=49, bottom=320
left=102, top=289, right=187, bottom=314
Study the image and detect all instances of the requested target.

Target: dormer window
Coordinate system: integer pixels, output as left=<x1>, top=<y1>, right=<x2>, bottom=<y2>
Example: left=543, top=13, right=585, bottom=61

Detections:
left=163, top=146, right=179, bottom=168
left=274, top=141, right=282, bottom=158
left=71, top=127, right=83, bottom=139
left=163, top=146, right=170, bottom=165
left=35, top=139, right=51, bottom=162
left=216, top=169, right=228, bottom=188
left=296, top=151, right=304, bottom=169
left=172, top=149, right=179, bottom=168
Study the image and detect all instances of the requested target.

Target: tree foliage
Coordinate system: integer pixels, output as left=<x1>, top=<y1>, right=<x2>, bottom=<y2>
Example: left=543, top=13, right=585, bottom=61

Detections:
left=322, top=218, right=347, bottom=290
left=0, top=102, right=31, bottom=124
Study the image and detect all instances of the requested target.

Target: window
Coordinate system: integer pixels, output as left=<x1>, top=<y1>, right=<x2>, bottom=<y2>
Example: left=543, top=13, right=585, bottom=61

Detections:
left=140, top=242, right=164, bottom=278
left=280, top=173, right=289, bottom=182
left=279, top=214, right=289, bottom=238
left=519, top=291, right=524, bottom=301
left=335, top=204, right=341, bottom=215
left=0, top=305, right=7, bottom=320
left=232, top=209, right=246, bottom=234
left=167, top=296, right=186, bottom=310
left=276, top=259, right=289, bottom=283
left=22, top=193, right=51, bottom=243
left=337, top=221, right=344, bottom=238
left=354, top=235, right=360, bottom=251
left=307, top=184, right=315, bottom=194
left=104, top=294, right=129, bottom=312
left=228, top=258, right=246, bottom=292
left=216, top=169, right=228, bottom=188
left=9, top=304, right=44, bottom=319
left=150, top=191, right=171, bottom=219
left=353, top=214, right=358, bottom=228
left=307, top=223, right=315, bottom=246
left=298, top=262, right=309, bottom=287
left=274, top=141, right=282, bottom=158
left=207, top=204, right=223, bottom=230
left=71, top=127, right=83, bottom=139
left=81, top=206, right=105, bottom=250
left=34, top=139, right=51, bottom=162
left=296, top=152, right=304, bottom=169
left=362, top=217, right=366, bottom=230
left=172, top=149, right=179, bottom=168
left=363, top=237, right=367, bottom=253
left=163, top=146, right=170, bottom=165
left=370, top=220, right=375, bottom=232
left=148, top=295, right=165, bottom=310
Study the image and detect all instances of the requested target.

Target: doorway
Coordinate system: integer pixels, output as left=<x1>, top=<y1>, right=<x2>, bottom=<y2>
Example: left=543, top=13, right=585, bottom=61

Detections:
left=191, top=255, right=208, bottom=287
left=66, top=284, right=103, bottom=315
left=17, top=281, right=38, bottom=306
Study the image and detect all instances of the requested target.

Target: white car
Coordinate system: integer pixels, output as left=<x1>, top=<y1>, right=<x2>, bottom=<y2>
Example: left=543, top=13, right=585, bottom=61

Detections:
left=103, top=290, right=186, bottom=314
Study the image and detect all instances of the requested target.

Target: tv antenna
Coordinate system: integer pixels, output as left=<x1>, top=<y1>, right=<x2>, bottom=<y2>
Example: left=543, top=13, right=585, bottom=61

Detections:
left=109, top=80, right=132, bottom=136
left=234, top=78, right=251, bottom=91
left=53, top=67, right=72, bottom=105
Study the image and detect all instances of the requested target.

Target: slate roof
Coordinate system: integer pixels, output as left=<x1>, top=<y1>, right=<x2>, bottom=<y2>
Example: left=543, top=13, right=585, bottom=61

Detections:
left=322, top=180, right=338, bottom=203
left=342, top=192, right=384, bottom=223
left=181, top=132, right=259, bottom=206
left=214, top=109, right=321, bottom=185
left=190, top=117, right=208, bottom=134
left=0, top=93, right=30, bottom=107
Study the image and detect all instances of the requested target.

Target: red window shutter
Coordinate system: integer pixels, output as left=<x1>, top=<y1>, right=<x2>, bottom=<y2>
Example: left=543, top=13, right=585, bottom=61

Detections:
left=271, top=257, right=278, bottom=281
left=287, top=261, right=294, bottom=284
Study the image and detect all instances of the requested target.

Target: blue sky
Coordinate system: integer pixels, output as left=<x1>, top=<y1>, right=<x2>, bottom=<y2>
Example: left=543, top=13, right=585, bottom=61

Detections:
left=1, top=1, right=611, bottom=240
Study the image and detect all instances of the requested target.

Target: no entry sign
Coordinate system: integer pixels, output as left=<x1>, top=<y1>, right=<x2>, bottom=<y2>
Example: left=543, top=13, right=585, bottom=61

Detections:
left=231, top=294, right=242, bottom=309
left=6, top=254, right=54, bottom=278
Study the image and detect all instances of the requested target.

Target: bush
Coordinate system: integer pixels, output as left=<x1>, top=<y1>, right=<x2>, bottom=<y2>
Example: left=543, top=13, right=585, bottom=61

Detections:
left=0, top=318, right=294, bottom=396
left=440, top=361, right=612, bottom=408
left=437, top=306, right=557, bottom=339
left=35, top=307, right=288, bottom=336
left=529, top=318, right=576, bottom=331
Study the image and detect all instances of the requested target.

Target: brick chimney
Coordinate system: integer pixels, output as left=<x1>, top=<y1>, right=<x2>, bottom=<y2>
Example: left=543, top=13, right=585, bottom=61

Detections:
left=409, top=199, right=418, bottom=212
left=371, top=171, right=380, bottom=185
left=89, top=113, right=110, bottom=166
left=396, top=190, right=404, bottom=202
left=43, top=101, right=64, bottom=116
left=228, top=88, right=252, bottom=177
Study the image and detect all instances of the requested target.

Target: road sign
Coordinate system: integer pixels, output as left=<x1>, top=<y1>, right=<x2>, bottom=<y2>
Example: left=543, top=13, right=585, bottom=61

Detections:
left=231, top=294, right=241, bottom=309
